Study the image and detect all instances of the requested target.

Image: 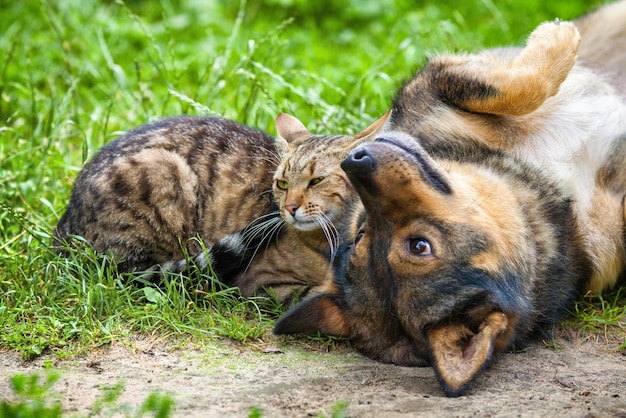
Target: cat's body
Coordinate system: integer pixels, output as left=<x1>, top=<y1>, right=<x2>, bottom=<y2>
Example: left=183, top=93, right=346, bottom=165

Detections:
left=54, top=116, right=279, bottom=273
left=54, top=114, right=385, bottom=304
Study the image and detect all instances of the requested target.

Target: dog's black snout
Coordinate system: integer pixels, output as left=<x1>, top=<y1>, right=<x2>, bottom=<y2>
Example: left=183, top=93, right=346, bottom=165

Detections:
left=341, top=147, right=376, bottom=174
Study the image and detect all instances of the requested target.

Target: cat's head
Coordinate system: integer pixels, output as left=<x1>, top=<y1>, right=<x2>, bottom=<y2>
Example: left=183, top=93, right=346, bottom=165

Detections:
left=272, top=112, right=390, bottom=234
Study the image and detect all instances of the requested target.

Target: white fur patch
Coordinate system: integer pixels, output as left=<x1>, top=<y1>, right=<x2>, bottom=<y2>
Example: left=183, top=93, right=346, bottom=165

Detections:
left=193, top=251, right=210, bottom=270
left=514, top=67, right=626, bottom=216
left=219, top=232, right=247, bottom=255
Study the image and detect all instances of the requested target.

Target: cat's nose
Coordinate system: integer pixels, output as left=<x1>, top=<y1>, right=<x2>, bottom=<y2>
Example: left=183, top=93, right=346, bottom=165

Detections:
left=285, top=202, right=299, bottom=217
left=341, top=146, right=376, bottom=174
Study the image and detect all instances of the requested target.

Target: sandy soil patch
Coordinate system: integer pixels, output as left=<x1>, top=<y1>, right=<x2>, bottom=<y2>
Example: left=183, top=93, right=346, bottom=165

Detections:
left=1, top=334, right=625, bottom=417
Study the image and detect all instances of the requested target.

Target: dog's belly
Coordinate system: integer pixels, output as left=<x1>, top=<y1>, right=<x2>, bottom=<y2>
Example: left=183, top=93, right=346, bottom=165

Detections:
left=514, top=71, right=626, bottom=215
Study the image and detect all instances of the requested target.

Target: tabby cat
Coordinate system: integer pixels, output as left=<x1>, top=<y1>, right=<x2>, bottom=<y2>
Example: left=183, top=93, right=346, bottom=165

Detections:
left=54, top=113, right=387, bottom=303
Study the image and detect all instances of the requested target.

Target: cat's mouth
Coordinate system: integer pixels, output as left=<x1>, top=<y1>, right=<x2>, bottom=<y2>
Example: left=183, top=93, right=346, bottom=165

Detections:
left=284, top=212, right=318, bottom=231
left=286, top=210, right=337, bottom=233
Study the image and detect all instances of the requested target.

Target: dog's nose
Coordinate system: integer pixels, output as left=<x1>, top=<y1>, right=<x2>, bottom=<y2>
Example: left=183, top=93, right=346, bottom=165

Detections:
left=342, top=147, right=376, bottom=174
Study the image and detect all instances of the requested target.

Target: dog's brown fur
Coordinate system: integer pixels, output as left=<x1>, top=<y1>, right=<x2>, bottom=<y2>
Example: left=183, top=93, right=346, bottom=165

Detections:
left=275, top=2, right=626, bottom=397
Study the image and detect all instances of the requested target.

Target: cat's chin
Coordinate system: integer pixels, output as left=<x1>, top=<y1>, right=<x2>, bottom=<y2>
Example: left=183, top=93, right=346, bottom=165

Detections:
left=283, top=213, right=322, bottom=232
left=290, top=219, right=321, bottom=232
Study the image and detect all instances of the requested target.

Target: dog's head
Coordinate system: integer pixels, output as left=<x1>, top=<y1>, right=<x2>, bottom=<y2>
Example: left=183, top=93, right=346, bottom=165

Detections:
left=275, top=132, right=542, bottom=397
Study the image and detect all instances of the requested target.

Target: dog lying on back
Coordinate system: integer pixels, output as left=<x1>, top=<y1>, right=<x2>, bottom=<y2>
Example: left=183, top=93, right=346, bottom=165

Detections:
left=275, top=2, right=626, bottom=397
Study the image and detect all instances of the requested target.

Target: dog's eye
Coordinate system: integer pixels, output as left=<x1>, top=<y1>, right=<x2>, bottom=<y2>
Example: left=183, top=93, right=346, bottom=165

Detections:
left=409, top=238, right=432, bottom=256
left=354, top=227, right=365, bottom=244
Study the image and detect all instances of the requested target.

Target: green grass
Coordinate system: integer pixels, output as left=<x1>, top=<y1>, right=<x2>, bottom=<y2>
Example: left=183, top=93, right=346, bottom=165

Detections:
left=0, top=369, right=173, bottom=417
left=563, top=288, right=626, bottom=351
left=1, top=0, right=623, bottom=393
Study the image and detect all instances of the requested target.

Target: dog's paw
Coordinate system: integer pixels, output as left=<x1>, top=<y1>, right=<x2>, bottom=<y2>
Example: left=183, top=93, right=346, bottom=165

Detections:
left=524, top=21, right=580, bottom=74
left=515, top=20, right=580, bottom=98
left=527, top=20, right=580, bottom=57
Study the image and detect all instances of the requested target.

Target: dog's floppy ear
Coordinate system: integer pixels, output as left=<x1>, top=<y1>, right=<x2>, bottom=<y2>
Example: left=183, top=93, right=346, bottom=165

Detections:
left=436, top=21, right=580, bottom=116
left=426, top=311, right=509, bottom=397
left=273, top=288, right=350, bottom=337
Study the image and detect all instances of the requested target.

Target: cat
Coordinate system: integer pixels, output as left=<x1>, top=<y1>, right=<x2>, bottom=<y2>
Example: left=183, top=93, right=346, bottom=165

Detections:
left=222, top=113, right=387, bottom=303
left=54, top=113, right=387, bottom=304
left=274, top=1, right=626, bottom=397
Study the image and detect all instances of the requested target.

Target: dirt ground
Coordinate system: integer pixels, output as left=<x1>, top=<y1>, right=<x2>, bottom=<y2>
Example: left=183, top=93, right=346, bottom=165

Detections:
left=1, top=332, right=625, bottom=418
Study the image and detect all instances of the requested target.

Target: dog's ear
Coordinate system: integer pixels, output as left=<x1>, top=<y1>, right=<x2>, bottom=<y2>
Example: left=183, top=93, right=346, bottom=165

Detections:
left=353, top=109, right=391, bottom=141
left=327, top=109, right=393, bottom=153
left=436, top=21, right=580, bottom=116
left=426, top=311, right=509, bottom=397
left=273, top=290, right=350, bottom=337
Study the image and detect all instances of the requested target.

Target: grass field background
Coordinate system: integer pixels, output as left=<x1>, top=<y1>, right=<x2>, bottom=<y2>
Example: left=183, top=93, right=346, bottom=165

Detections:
left=1, top=0, right=623, bottom=388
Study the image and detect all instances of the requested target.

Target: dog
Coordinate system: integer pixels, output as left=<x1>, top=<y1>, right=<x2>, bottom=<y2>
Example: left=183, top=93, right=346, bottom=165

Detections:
left=274, top=1, right=626, bottom=397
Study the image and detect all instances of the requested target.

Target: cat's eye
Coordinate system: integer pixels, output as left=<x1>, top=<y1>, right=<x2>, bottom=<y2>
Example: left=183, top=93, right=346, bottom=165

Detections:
left=275, top=180, right=289, bottom=190
left=409, top=238, right=432, bottom=256
left=309, top=177, right=324, bottom=187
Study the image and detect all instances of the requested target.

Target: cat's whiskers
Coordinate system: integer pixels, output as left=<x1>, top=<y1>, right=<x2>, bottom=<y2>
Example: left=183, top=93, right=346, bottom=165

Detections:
left=248, top=145, right=281, bottom=168
left=239, top=213, right=286, bottom=275
left=245, top=155, right=280, bottom=168
left=242, top=221, right=286, bottom=276
left=316, top=211, right=340, bottom=264
left=240, top=213, right=283, bottom=246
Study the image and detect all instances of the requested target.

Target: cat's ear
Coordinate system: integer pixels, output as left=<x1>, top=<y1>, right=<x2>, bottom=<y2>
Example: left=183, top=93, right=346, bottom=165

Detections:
left=353, top=109, right=392, bottom=142
left=426, top=311, right=509, bottom=397
left=275, top=113, right=311, bottom=143
left=273, top=284, right=349, bottom=337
